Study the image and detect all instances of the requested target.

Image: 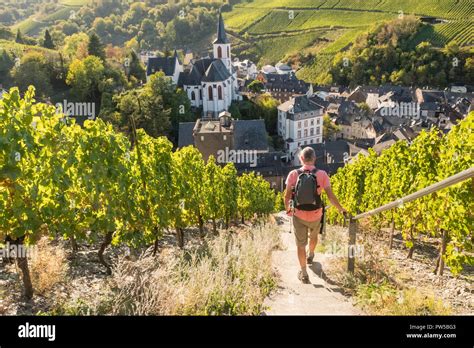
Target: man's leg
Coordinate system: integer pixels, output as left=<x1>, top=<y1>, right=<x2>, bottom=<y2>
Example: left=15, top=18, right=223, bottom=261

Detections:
left=307, top=220, right=321, bottom=263
left=297, top=244, right=307, bottom=269
left=293, top=216, right=310, bottom=283
left=308, top=232, right=318, bottom=254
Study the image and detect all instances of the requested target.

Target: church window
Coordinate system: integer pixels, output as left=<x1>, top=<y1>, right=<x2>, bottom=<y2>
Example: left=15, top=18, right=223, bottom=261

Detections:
left=191, top=91, right=195, bottom=100
left=218, top=86, right=223, bottom=100
left=208, top=86, right=213, bottom=100
left=217, top=46, right=222, bottom=58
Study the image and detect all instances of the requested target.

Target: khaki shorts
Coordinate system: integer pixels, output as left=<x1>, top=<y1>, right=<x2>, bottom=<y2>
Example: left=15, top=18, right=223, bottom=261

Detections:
left=293, top=215, right=321, bottom=247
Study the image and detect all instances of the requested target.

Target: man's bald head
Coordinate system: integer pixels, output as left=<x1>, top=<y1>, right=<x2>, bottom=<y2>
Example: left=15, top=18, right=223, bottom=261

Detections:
left=299, top=147, right=316, bottom=164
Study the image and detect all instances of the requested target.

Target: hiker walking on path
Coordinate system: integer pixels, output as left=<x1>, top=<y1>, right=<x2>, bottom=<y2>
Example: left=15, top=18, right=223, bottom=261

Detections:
left=284, top=147, right=347, bottom=284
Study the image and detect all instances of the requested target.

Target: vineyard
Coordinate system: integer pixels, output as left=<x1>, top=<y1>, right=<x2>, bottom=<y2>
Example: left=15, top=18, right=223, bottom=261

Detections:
left=295, top=52, right=334, bottom=83
left=0, top=87, right=279, bottom=300
left=232, top=0, right=473, bottom=19
left=410, top=21, right=474, bottom=48
left=225, top=0, right=473, bottom=78
left=245, top=10, right=393, bottom=35
left=235, top=30, right=326, bottom=66
left=12, top=3, right=83, bottom=36
left=326, top=113, right=474, bottom=275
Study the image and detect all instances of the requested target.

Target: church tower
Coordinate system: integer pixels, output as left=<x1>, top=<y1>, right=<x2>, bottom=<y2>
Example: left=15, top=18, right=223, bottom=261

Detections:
left=213, top=11, right=232, bottom=72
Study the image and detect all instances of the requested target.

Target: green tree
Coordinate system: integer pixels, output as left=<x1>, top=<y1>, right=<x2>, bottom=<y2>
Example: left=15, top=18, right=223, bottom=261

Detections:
left=127, top=50, right=146, bottom=82
left=88, top=32, right=106, bottom=61
left=116, top=82, right=171, bottom=139
left=323, top=114, right=340, bottom=141
left=62, top=32, right=89, bottom=60
left=15, top=29, right=23, bottom=44
left=248, top=80, right=264, bottom=93
left=146, top=72, right=193, bottom=142
left=0, top=49, right=14, bottom=85
left=43, top=29, right=55, bottom=49
left=255, top=93, right=279, bottom=135
left=12, top=52, right=52, bottom=97
left=66, top=56, right=105, bottom=101
left=357, top=102, right=373, bottom=117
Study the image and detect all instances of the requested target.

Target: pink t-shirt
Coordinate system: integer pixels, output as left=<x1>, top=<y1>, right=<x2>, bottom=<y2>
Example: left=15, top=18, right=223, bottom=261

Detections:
left=285, top=164, right=330, bottom=222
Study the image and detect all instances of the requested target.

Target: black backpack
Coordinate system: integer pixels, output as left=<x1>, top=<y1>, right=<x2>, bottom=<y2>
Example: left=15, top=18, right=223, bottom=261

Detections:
left=293, top=168, right=322, bottom=211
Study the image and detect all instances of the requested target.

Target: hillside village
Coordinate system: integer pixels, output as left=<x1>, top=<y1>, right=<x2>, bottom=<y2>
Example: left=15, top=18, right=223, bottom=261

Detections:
left=1, top=11, right=471, bottom=193
left=142, top=13, right=473, bottom=192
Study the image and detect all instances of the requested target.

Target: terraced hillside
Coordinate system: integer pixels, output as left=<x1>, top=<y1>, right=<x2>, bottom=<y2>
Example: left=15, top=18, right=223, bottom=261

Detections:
left=11, top=0, right=90, bottom=36
left=224, top=0, right=473, bottom=79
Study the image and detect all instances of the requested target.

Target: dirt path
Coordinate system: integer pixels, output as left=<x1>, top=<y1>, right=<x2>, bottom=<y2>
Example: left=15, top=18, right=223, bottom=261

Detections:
left=263, top=213, right=363, bottom=315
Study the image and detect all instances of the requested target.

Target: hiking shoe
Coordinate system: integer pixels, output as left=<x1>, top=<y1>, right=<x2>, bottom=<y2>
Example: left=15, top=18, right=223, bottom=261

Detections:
left=298, top=270, right=310, bottom=284
left=306, top=253, right=314, bottom=264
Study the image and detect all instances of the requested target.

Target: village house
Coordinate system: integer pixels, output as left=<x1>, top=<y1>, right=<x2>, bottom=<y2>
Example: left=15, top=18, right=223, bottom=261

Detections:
left=335, top=115, right=378, bottom=140
left=275, top=62, right=293, bottom=75
left=235, top=151, right=287, bottom=191
left=178, top=111, right=288, bottom=190
left=257, top=72, right=309, bottom=103
left=178, top=111, right=269, bottom=161
left=146, top=50, right=182, bottom=85
left=233, top=58, right=257, bottom=79
left=277, top=95, right=325, bottom=158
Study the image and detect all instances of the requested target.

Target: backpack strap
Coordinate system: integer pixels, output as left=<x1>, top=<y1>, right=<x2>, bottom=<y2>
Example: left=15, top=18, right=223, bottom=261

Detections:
left=298, top=167, right=317, bottom=173
left=311, top=167, right=320, bottom=188
left=295, top=167, right=320, bottom=190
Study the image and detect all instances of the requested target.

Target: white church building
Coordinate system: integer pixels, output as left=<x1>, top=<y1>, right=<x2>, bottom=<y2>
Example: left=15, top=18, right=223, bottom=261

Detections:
left=146, top=13, right=242, bottom=119
left=146, top=11, right=240, bottom=118
left=178, top=12, right=239, bottom=118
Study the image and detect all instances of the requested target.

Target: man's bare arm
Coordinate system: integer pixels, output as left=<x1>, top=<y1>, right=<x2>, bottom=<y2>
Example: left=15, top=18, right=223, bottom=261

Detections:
left=284, top=187, right=292, bottom=213
left=325, top=186, right=346, bottom=214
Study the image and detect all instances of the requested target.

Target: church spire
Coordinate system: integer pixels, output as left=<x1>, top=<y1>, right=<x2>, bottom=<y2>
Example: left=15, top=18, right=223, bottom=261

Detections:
left=214, top=10, right=229, bottom=44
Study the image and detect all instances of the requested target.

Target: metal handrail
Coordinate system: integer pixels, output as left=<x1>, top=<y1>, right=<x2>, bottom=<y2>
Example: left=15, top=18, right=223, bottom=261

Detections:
left=352, top=167, right=474, bottom=220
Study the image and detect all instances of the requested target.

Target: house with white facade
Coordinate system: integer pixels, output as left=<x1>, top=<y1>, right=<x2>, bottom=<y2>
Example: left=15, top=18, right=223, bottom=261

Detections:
left=233, top=58, right=257, bottom=79
left=177, top=12, right=239, bottom=118
left=277, top=95, right=325, bottom=157
left=146, top=50, right=182, bottom=85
